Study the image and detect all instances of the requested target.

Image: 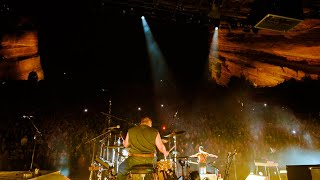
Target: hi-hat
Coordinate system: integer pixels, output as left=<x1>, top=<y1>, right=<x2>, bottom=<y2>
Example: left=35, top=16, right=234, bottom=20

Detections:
left=164, top=130, right=186, bottom=138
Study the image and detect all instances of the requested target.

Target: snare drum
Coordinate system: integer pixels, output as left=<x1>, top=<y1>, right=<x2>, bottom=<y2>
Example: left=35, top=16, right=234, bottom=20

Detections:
left=156, top=159, right=173, bottom=171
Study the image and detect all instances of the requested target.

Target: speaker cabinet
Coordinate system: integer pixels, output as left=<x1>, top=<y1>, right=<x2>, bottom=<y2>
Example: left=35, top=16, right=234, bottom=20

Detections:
left=311, top=167, right=320, bottom=180
left=249, top=0, right=304, bottom=32
left=286, top=164, right=320, bottom=180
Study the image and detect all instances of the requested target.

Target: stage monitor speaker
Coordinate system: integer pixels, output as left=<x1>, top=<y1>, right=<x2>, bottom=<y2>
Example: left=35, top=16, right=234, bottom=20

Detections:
left=30, top=172, right=70, bottom=180
left=249, top=0, right=304, bottom=32
left=245, top=174, right=268, bottom=180
left=311, top=167, right=320, bottom=180
left=0, top=170, right=70, bottom=180
left=199, top=174, right=217, bottom=180
left=286, top=164, right=320, bottom=180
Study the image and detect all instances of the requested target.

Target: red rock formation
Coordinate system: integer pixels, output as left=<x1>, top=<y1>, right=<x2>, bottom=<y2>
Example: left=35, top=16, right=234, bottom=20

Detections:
left=208, top=19, right=320, bottom=87
left=0, top=30, right=44, bottom=80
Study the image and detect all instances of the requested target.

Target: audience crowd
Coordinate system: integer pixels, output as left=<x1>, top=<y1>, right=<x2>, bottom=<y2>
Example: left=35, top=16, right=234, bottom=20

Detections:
left=0, top=103, right=320, bottom=177
left=0, top=87, right=319, bottom=180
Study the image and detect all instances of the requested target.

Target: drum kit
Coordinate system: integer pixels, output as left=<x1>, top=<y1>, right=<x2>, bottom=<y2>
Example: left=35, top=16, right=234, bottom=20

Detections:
left=159, top=130, right=220, bottom=180
left=86, top=126, right=219, bottom=180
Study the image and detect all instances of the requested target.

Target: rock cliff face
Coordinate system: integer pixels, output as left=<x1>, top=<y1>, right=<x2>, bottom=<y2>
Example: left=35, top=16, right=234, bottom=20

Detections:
left=0, top=16, right=319, bottom=86
left=0, top=27, right=44, bottom=81
left=208, top=19, right=320, bottom=87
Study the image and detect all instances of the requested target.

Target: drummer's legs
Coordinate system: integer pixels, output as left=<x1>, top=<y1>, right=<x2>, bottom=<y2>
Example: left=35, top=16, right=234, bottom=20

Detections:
left=117, top=158, right=132, bottom=180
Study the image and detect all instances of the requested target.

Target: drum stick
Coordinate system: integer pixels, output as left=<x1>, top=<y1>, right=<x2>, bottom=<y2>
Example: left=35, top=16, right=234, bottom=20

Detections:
left=168, top=146, right=175, bottom=153
left=164, top=146, right=176, bottom=160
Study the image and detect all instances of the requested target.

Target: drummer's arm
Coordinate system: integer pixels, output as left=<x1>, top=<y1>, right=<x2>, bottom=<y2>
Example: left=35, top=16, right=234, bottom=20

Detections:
left=208, top=153, right=218, bottom=158
left=123, top=133, right=129, bottom=148
left=155, top=133, right=169, bottom=157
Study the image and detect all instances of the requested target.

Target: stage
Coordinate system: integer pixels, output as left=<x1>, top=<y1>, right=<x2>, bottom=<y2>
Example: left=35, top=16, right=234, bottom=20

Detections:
left=0, top=170, right=70, bottom=180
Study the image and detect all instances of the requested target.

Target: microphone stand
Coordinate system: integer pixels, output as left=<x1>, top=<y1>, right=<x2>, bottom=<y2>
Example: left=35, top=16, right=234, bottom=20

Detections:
left=172, top=111, right=179, bottom=177
left=224, top=150, right=237, bottom=180
left=26, top=116, right=42, bottom=171
left=85, top=129, right=114, bottom=145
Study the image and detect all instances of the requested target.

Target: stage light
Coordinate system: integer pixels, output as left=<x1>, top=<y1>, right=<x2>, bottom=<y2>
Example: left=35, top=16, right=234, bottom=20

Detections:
left=211, top=18, right=220, bottom=30
left=141, top=16, right=145, bottom=20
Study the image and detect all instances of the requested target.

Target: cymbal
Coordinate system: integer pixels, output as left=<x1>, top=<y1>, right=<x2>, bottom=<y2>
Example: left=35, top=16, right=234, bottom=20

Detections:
left=164, top=130, right=186, bottom=138
left=106, top=145, right=124, bottom=149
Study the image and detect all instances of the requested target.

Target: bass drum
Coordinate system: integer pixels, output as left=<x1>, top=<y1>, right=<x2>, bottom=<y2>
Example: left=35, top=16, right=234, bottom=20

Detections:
left=157, top=159, right=177, bottom=180
left=157, top=169, right=177, bottom=180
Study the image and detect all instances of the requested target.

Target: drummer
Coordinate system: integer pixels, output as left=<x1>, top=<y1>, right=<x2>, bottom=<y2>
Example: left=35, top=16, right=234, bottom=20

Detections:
left=189, top=146, right=218, bottom=174
left=117, top=117, right=169, bottom=180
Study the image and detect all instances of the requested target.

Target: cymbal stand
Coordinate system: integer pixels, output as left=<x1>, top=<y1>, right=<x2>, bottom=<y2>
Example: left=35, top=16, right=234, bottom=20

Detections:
left=114, top=136, right=122, bottom=173
left=111, top=134, right=117, bottom=166
left=105, top=100, right=112, bottom=163
left=172, top=135, right=178, bottom=176
left=178, top=157, right=190, bottom=180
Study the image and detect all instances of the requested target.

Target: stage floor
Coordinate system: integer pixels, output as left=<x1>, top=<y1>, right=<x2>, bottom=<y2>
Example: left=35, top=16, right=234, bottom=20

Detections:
left=0, top=170, right=70, bottom=180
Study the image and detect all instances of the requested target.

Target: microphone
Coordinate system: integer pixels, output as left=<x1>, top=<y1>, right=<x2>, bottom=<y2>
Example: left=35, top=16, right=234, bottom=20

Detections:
left=107, top=125, right=120, bottom=129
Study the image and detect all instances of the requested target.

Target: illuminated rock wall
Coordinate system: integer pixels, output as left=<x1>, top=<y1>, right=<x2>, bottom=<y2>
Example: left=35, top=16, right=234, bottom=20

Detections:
left=0, top=30, right=44, bottom=80
left=208, top=19, right=320, bottom=87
